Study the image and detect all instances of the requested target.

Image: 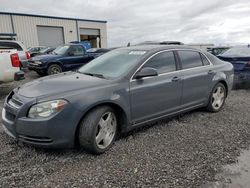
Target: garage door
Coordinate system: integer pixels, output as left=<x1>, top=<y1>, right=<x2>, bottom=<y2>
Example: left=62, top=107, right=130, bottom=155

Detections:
left=37, top=26, right=64, bottom=47
left=80, top=28, right=100, bottom=36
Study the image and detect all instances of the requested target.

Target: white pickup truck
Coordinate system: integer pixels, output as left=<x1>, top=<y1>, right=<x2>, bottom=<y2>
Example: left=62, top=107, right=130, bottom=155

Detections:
left=0, top=49, right=25, bottom=84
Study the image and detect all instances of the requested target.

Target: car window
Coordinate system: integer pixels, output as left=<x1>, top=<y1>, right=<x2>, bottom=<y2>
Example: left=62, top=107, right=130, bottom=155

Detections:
left=178, top=51, right=203, bottom=69
left=0, top=42, right=23, bottom=51
left=143, top=51, right=176, bottom=74
left=200, top=53, right=210, bottom=65
left=70, top=46, right=85, bottom=56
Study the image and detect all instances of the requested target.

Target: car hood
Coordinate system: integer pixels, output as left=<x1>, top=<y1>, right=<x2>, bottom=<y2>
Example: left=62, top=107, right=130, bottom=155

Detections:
left=17, top=72, right=111, bottom=98
left=31, top=54, right=63, bottom=62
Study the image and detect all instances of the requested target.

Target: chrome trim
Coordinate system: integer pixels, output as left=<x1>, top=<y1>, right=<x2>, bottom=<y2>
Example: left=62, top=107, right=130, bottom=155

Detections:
left=130, top=49, right=213, bottom=82
left=1, top=108, right=14, bottom=125
left=8, top=99, right=21, bottom=109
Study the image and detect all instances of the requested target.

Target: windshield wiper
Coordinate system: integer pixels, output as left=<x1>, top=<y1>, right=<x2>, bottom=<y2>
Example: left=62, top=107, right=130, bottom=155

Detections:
left=82, top=72, right=106, bottom=79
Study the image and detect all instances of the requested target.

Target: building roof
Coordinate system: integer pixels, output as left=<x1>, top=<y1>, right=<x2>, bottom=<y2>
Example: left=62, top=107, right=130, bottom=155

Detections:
left=0, top=11, right=107, bottom=23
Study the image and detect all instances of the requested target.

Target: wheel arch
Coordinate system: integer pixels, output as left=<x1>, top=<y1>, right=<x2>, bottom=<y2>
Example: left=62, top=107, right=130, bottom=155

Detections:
left=74, top=101, right=129, bottom=145
left=218, top=80, right=228, bottom=97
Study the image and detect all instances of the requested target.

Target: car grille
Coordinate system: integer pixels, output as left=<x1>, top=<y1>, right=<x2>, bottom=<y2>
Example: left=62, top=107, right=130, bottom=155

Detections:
left=8, top=95, right=23, bottom=109
left=18, top=135, right=53, bottom=143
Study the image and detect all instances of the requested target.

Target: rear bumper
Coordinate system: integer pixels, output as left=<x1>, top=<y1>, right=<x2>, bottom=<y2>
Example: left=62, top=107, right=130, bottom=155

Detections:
left=234, top=71, right=250, bottom=82
left=14, top=71, right=25, bottom=81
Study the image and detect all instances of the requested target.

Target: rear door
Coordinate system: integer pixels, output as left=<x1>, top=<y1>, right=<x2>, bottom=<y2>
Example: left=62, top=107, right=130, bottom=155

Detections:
left=177, top=50, right=213, bottom=108
left=129, top=51, right=183, bottom=124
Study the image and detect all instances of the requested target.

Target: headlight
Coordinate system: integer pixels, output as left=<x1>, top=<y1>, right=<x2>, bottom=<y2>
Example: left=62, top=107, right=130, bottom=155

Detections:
left=28, top=99, right=67, bottom=118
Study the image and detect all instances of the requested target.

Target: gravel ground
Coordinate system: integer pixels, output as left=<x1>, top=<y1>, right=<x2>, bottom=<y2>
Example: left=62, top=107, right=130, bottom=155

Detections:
left=0, top=72, right=250, bottom=187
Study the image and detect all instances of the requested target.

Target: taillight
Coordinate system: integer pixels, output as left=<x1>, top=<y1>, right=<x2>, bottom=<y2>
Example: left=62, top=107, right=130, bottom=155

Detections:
left=247, top=61, right=250, bottom=67
left=11, top=53, right=20, bottom=67
left=25, top=51, right=30, bottom=59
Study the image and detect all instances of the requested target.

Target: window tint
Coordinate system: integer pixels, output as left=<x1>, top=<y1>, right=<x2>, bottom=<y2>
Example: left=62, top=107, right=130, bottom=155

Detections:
left=200, top=53, right=210, bottom=65
left=70, top=46, right=85, bottom=56
left=144, top=51, right=176, bottom=74
left=178, top=51, right=203, bottom=69
left=0, top=42, right=23, bottom=51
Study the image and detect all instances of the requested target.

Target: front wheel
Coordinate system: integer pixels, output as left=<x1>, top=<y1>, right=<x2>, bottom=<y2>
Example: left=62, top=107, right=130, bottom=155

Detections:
left=206, top=83, right=226, bottom=112
left=78, top=106, right=117, bottom=154
left=47, top=64, right=62, bottom=75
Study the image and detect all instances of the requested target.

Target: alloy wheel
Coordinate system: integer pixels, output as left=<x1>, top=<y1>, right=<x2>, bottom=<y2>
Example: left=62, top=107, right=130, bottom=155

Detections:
left=95, top=112, right=117, bottom=149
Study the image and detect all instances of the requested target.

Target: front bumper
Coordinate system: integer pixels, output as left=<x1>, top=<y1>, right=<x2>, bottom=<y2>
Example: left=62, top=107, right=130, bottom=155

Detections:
left=28, top=61, right=46, bottom=72
left=1, top=92, right=80, bottom=148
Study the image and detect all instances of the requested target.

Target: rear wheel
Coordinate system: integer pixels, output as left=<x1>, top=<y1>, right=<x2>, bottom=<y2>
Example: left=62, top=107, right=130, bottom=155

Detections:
left=47, top=64, right=62, bottom=75
left=78, top=106, right=117, bottom=154
left=206, top=83, right=226, bottom=112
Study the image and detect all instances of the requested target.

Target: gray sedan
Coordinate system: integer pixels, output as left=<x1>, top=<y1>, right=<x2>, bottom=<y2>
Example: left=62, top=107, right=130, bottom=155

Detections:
left=2, top=45, right=234, bottom=154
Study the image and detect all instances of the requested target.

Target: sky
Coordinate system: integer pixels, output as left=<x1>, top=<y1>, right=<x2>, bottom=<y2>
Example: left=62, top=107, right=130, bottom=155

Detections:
left=1, top=0, right=250, bottom=47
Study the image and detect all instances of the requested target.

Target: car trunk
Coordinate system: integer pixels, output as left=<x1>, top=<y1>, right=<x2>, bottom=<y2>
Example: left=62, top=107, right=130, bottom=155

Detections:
left=218, top=56, right=250, bottom=71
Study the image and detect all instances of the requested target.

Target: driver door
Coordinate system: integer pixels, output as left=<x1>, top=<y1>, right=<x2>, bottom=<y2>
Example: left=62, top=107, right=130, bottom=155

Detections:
left=129, top=51, right=183, bottom=124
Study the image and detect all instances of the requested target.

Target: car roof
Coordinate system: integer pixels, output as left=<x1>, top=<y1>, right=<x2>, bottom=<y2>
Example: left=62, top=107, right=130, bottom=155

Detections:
left=119, top=45, right=200, bottom=52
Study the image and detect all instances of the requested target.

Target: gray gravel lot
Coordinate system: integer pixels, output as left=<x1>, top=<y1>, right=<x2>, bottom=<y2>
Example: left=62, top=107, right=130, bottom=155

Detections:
left=0, top=72, right=250, bottom=187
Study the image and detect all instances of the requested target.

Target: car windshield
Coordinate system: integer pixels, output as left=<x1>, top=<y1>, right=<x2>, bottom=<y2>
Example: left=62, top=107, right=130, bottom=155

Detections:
left=53, top=45, right=70, bottom=55
left=221, top=47, right=250, bottom=57
left=78, top=49, right=147, bottom=79
left=40, top=47, right=50, bottom=53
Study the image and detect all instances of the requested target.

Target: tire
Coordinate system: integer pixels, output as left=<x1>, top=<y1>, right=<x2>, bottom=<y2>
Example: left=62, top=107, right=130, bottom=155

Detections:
left=78, top=106, right=117, bottom=154
left=206, top=83, right=226, bottom=112
left=47, top=64, right=62, bottom=75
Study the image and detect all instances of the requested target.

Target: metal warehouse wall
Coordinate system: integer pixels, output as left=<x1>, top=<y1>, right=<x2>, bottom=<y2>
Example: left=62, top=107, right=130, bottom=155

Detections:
left=0, top=13, right=107, bottom=48
left=0, top=15, right=13, bottom=33
left=12, top=16, right=77, bottom=47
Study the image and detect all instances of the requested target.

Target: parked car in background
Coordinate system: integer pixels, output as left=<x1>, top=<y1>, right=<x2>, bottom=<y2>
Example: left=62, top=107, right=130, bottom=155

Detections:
left=136, top=41, right=184, bottom=45
left=2, top=45, right=234, bottom=154
left=207, top=47, right=230, bottom=56
left=28, top=44, right=94, bottom=76
left=0, top=48, right=24, bottom=84
left=0, top=40, right=30, bottom=69
left=217, top=46, right=250, bottom=86
left=28, top=46, right=47, bottom=54
left=30, top=47, right=55, bottom=57
left=87, top=48, right=111, bottom=58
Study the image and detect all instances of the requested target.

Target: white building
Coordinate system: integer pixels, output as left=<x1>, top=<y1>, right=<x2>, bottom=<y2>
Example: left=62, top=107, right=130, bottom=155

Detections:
left=0, top=12, right=107, bottom=48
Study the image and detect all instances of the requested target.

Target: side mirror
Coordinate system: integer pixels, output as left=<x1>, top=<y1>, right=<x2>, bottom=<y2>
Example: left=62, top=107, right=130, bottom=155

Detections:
left=134, top=67, right=158, bottom=79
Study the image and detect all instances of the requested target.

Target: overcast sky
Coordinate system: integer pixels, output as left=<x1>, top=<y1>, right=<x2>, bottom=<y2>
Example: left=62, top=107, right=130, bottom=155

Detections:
left=1, top=0, right=250, bottom=47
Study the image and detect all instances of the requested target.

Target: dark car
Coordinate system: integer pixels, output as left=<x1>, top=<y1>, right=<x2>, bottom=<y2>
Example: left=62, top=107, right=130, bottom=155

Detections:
left=30, top=47, right=55, bottom=57
left=87, top=48, right=111, bottom=58
left=217, top=47, right=250, bottom=86
left=28, top=44, right=94, bottom=76
left=207, top=47, right=230, bottom=56
left=2, top=45, right=234, bottom=154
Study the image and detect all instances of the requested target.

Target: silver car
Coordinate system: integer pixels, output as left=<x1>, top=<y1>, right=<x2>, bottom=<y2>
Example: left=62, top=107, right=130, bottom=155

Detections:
left=2, top=45, right=234, bottom=154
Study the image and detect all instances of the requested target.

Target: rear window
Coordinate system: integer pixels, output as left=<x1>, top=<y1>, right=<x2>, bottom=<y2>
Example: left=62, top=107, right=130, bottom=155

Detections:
left=178, top=51, right=203, bottom=69
left=0, top=42, right=23, bottom=51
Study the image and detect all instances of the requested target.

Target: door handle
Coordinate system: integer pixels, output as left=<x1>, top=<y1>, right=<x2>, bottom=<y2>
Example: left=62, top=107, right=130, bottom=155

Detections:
left=208, top=70, right=214, bottom=75
left=172, top=76, right=181, bottom=82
